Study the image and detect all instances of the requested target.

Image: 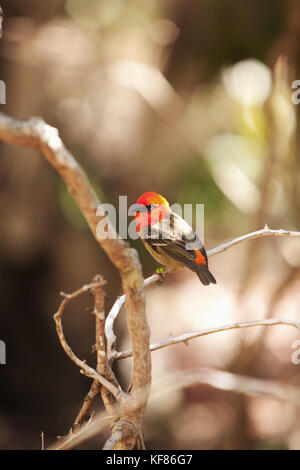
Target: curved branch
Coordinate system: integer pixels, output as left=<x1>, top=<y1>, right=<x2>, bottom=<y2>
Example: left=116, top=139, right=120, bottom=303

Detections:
left=53, top=283, right=123, bottom=401
left=0, top=112, right=151, bottom=448
left=105, top=275, right=157, bottom=359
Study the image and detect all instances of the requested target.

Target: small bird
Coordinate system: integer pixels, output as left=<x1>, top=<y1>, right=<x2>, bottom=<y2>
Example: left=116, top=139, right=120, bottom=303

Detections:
left=131, top=191, right=216, bottom=286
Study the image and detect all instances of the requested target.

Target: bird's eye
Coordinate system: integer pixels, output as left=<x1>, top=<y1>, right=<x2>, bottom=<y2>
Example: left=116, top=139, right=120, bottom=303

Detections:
left=146, top=204, right=158, bottom=212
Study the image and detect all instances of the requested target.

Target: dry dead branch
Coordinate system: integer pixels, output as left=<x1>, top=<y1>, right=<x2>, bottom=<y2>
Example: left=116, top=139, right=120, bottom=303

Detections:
left=0, top=112, right=151, bottom=450
left=113, top=318, right=300, bottom=361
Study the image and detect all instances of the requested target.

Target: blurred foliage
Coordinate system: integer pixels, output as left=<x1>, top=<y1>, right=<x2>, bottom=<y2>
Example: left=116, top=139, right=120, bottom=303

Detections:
left=177, top=159, right=232, bottom=226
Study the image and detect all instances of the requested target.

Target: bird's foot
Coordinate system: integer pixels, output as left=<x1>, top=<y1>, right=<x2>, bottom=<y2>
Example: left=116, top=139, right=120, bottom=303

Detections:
left=155, top=267, right=166, bottom=285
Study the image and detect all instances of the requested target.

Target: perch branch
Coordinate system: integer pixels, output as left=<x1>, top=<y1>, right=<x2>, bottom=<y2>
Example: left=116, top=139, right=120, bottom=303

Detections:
left=105, top=225, right=300, bottom=355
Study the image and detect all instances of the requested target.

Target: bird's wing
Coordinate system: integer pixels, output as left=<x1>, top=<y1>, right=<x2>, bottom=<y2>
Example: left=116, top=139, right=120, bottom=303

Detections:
left=142, top=211, right=207, bottom=269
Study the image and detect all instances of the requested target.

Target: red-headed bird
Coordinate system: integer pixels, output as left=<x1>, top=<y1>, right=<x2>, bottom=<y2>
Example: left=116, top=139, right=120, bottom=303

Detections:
left=131, top=192, right=216, bottom=286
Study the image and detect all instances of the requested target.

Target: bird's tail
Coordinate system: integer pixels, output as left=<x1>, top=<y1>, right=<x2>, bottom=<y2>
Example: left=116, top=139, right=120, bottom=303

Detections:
left=196, top=265, right=216, bottom=286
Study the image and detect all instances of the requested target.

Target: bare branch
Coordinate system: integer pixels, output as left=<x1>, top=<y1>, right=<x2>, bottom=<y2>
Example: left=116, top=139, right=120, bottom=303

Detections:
left=49, top=412, right=112, bottom=450
left=72, top=381, right=100, bottom=433
left=0, top=112, right=151, bottom=448
left=53, top=280, right=123, bottom=400
left=105, top=275, right=157, bottom=359
left=0, top=111, right=150, bottom=387
left=105, top=296, right=126, bottom=360
left=113, top=318, right=300, bottom=360
left=105, top=226, right=300, bottom=353
left=93, top=276, right=107, bottom=372
left=102, top=420, right=137, bottom=450
left=103, top=431, right=124, bottom=450
left=71, top=276, right=118, bottom=433
left=207, top=224, right=300, bottom=257
left=92, top=275, right=118, bottom=421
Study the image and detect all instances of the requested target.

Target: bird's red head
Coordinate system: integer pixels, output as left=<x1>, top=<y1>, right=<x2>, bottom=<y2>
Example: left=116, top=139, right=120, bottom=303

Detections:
left=132, top=191, right=170, bottom=231
left=136, top=191, right=170, bottom=209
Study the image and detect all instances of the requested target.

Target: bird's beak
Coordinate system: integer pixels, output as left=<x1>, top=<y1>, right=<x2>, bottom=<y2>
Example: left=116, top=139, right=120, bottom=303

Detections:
left=129, top=203, right=148, bottom=215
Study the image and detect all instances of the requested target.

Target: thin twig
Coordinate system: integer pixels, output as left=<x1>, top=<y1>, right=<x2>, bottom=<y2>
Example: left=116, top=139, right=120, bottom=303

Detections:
left=93, top=275, right=107, bottom=372
left=112, top=318, right=300, bottom=360
left=49, top=413, right=112, bottom=450
left=207, top=224, right=300, bottom=257
left=92, top=275, right=118, bottom=420
left=105, top=225, right=300, bottom=359
left=71, top=276, right=119, bottom=432
left=72, top=381, right=100, bottom=433
left=53, top=280, right=123, bottom=401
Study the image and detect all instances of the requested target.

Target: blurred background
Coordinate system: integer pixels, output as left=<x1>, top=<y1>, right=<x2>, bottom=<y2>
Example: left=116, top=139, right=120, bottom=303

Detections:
left=0, top=0, right=300, bottom=450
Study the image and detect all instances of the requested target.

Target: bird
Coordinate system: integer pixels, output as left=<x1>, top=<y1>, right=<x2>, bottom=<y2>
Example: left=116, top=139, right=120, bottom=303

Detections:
left=131, top=191, right=216, bottom=286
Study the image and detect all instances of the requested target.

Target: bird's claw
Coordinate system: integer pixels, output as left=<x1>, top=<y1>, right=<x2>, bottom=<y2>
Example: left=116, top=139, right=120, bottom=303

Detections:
left=155, top=267, right=166, bottom=285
